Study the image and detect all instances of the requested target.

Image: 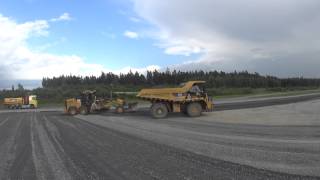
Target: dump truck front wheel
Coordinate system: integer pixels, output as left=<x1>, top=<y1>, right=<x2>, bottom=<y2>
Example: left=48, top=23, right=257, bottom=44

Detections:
left=68, top=107, right=78, bottom=116
left=79, top=106, right=89, bottom=115
left=187, top=102, right=202, bottom=117
left=151, top=103, right=168, bottom=119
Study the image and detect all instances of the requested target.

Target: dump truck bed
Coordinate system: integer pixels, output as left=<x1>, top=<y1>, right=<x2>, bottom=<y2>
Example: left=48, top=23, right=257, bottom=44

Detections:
left=137, top=81, right=205, bottom=102
left=137, top=88, right=186, bottom=101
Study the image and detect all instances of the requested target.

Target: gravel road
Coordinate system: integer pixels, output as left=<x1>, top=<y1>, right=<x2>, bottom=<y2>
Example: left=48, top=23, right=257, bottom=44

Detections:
left=0, top=95, right=319, bottom=180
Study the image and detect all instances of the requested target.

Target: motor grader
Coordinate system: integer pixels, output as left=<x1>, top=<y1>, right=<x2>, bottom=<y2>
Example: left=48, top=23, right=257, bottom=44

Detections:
left=137, top=81, right=214, bottom=118
left=65, top=90, right=137, bottom=115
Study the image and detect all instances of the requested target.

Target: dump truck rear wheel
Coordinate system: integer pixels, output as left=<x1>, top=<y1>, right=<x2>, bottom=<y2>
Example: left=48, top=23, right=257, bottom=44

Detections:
left=151, top=103, right=168, bottom=119
left=187, top=102, right=202, bottom=117
left=68, top=107, right=78, bottom=116
left=79, top=106, right=89, bottom=115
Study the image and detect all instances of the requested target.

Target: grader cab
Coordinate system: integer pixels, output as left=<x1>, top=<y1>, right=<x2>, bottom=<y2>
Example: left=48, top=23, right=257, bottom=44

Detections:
left=137, top=81, right=214, bottom=118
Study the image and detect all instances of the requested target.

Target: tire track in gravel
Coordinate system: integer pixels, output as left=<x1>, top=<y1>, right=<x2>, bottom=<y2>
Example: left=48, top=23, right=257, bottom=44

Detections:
left=77, top=114, right=320, bottom=177
left=30, top=112, right=72, bottom=180
left=48, top=114, right=140, bottom=180
left=45, top=112, right=317, bottom=180
left=0, top=113, right=10, bottom=127
left=102, top=111, right=320, bottom=139
left=48, top=114, right=245, bottom=180
left=0, top=114, right=24, bottom=179
left=1, top=111, right=319, bottom=179
left=8, top=113, right=37, bottom=180
left=39, top=113, right=87, bottom=179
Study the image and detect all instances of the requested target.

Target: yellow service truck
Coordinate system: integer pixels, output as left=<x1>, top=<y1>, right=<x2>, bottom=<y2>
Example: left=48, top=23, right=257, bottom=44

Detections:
left=3, top=95, right=38, bottom=109
left=137, top=81, right=214, bottom=118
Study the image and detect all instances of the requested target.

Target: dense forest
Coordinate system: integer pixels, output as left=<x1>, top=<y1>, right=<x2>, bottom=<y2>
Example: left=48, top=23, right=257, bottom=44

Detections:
left=1, top=70, right=320, bottom=104
left=42, top=70, right=320, bottom=88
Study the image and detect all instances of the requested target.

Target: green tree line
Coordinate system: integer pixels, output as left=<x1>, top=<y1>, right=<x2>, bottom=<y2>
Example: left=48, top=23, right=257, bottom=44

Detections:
left=1, top=70, right=320, bottom=105
left=42, top=70, right=320, bottom=88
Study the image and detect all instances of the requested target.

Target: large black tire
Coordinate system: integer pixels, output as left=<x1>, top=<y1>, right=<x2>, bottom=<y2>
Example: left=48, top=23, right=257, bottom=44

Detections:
left=68, top=107, right=78, bottom=116
left=151, top=103, right=168, bottom=119
left=30, top=104, right=35, bottom=109
left=186, top=102, right=202, bottom=117
left=79, top=106, right=89, bottom=115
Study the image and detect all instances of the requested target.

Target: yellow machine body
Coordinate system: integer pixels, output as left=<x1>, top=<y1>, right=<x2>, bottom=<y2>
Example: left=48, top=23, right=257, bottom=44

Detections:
left=137, top=81, right=213, bottom=118
left=3, top=95, right=38, bottom=109
left=64, top=91, right=137, bottom=115
left=64, top=98, right=81, bottom=114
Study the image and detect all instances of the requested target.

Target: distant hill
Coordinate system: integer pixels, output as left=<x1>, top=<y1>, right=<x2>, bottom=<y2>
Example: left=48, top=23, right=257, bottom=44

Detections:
left=0, top=80, right=42, bottom=90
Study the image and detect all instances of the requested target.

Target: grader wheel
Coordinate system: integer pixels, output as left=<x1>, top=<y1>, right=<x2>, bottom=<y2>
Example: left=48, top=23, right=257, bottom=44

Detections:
left=68, top=107, right=78, bottom=116
left=151, top=103, right=168, bottom=119
left=186, top=102, right=202, bottom=117
left=116, top=106, right=124, bottom=113
left=79, top=106, right=89, bottom=115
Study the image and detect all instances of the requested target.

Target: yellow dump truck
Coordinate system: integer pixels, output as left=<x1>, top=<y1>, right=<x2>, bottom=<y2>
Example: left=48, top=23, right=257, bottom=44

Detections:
left=137, top=81, right=213, bottom=118
left=3, top=95, right=38, bottom=109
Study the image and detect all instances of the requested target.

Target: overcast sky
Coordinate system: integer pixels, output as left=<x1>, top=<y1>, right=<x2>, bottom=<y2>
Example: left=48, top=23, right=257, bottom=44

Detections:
left=0, top=0, right=320, bottom=81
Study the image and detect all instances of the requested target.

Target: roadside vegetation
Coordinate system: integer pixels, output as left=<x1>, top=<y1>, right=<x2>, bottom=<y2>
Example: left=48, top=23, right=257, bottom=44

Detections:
left=1, top=70, right=320, bottom=106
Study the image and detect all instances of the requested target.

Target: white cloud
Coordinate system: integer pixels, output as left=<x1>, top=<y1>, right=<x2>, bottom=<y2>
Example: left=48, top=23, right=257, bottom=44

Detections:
left=164, top=46, right=202, bottom=56
left=124, top=30, right=139, bottom=39
left=113, top=65, right=160, bottom=74
left=50, top=12, right=72, bottom=22
left=101, top=31, right=116, bottom=39
left=0, top=14, right=159, bottom=80
left=0, top=14, right=103, bottom=79
left=129, top=17, right=142, bottom=23
left=131, top=0, right=320, bottom=77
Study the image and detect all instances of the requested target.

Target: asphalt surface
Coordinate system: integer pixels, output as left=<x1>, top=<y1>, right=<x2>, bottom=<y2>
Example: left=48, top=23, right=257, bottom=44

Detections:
left=0, top=94, right=319, bottom=180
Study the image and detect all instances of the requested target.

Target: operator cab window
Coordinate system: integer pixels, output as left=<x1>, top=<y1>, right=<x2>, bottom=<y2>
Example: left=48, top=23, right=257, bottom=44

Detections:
left=190, top=85, right=201, bottom=93
left=189, top=84, right=205, bottom=96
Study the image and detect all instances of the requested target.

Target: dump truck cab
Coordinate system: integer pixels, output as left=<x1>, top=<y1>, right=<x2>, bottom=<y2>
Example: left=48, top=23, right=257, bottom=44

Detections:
left=137, top=81, right=214, bottom=118
left=183, top=81, right=213, bottom=111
